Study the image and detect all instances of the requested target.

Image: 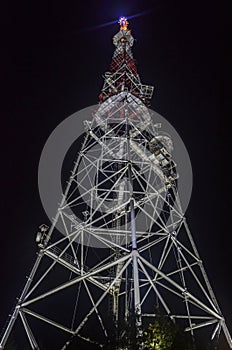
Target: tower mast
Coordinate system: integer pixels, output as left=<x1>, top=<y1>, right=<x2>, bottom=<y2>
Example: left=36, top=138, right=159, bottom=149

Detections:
left=0, top=17, right=231, bottom=350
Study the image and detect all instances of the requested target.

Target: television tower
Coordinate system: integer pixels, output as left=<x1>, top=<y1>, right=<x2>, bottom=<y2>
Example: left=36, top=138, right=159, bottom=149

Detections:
left=0, top=17, right=231, bottom=349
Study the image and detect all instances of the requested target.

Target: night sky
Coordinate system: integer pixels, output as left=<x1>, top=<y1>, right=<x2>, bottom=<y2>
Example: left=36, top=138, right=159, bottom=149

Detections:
left=0, top=0, right=231, bottom=348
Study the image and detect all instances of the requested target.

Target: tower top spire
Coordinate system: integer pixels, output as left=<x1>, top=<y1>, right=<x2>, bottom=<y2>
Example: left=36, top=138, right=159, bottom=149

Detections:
left=118, top=16, right=129, bottom=30
left=98, top=16, right=154, bottom=106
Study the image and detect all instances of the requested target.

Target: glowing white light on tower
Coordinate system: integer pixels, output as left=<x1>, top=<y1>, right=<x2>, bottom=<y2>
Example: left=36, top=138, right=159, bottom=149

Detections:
left=118, top=16, right=129, bottom=30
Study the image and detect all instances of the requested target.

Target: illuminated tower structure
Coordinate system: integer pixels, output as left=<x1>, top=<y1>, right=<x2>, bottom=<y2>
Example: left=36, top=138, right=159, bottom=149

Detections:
left=0, top=17, right=232, bottom=350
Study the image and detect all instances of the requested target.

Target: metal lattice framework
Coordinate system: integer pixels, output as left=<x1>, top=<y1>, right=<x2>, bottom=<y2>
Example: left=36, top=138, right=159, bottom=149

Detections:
left=1, top=18, right=232, bottom=350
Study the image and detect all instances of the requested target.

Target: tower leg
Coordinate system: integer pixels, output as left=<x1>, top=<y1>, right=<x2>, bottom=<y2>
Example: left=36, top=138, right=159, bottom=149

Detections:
left=0, top=253, right=43, bottom=349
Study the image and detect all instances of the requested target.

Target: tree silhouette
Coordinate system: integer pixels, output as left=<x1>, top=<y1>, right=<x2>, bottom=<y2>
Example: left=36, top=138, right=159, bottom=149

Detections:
left=142, top=316, right=193, bottom=350
left=103, top=314, right=193, bottom=350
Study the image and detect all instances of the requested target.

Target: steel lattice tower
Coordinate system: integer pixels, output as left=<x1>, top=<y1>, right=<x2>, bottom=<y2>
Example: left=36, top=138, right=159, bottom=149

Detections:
left=1, top=17, right=231, bottom=350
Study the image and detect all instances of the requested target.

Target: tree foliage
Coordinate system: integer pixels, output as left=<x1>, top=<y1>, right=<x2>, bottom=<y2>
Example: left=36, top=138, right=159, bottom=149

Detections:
left=143, top=319, right=174, bottom=350
left=142, top=316, right=193, bottom=350
left=104, top=315, right=193, bottom=350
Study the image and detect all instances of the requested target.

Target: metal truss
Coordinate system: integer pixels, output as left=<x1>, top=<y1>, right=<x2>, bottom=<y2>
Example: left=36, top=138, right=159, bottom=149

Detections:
left=1, top=98, right=231, bottom=349
left=1, top=19, right=231, bottom=350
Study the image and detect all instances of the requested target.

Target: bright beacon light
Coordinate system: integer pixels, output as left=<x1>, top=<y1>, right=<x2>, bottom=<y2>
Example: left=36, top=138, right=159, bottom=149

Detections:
left=118, top=16, right=129, bottom=30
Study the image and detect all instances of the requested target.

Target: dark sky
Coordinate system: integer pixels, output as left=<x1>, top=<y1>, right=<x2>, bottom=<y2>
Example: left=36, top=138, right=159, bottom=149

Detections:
left=0, top=0, right=231, bottom=347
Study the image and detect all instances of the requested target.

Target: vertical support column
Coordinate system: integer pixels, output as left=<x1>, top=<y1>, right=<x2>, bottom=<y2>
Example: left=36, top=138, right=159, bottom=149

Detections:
left=125, top=108, right=142, bottom=342
left=130, top=196, right=142, bottom=340
left=132, top=249, right=142, bottom=335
